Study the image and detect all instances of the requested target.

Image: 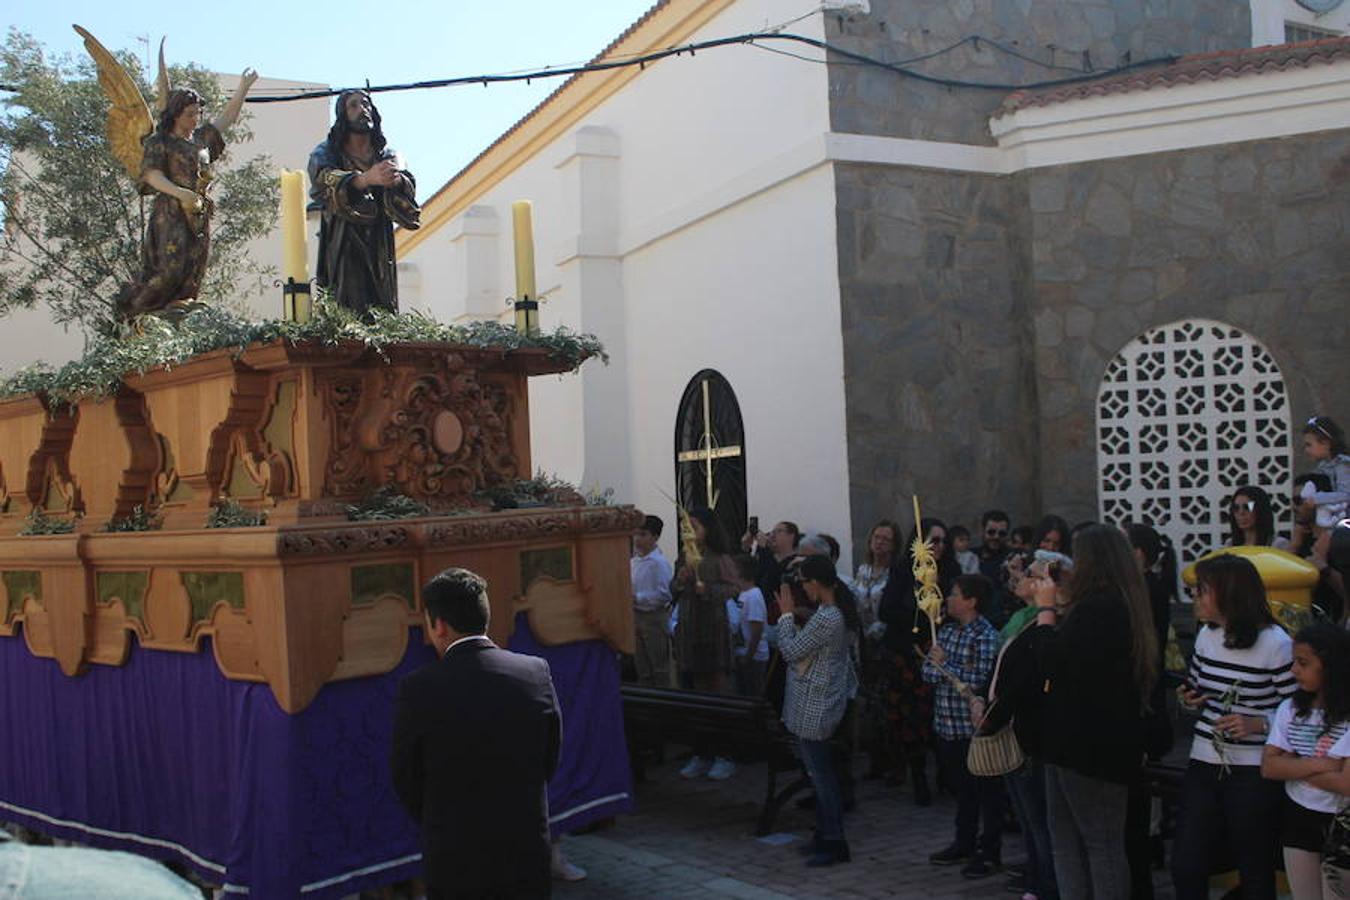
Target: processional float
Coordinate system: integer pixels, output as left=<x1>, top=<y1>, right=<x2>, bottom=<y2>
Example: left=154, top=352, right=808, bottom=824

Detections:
left=0, top=28, right=636, bottom=898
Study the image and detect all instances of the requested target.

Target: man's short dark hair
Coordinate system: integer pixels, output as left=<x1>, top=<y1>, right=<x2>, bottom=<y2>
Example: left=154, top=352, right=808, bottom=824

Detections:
left=981, top=509, right=1010, bottom=528
left=423, top=568, right=490, bottom=635
left=641, top=514, right=664, bottom=537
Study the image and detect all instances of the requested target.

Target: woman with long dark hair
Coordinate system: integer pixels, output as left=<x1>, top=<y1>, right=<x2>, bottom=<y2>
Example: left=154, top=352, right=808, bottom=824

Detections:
left=1225, top=485, right=1289, bottom=551
left=1171, top=554, right=1295, bottom=900
left=850, top=520, right=900, bottom=778
left=777, top=554, right=860, bottom=867
left=875, top=517, right=959, bottom=803
left=1030, top=525, right=1159, bottom=899
left=978, top=560, right=1060, bottom=900
left=673, top=507, right=740, bottom=779
left=1124, top=523, right=1177, bottom=899
left=1262, top=622, right=1350, bottom=899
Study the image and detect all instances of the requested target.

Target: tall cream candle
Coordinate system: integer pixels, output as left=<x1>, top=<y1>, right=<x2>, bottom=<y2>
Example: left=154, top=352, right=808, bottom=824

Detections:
left=279, top=170, right=310, bottom=321
left=512, top=200, right=538, bottom=333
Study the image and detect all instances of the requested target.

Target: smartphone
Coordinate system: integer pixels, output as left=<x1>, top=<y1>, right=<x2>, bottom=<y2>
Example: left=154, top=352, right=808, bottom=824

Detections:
left=748, top=516, right=759, bottom=536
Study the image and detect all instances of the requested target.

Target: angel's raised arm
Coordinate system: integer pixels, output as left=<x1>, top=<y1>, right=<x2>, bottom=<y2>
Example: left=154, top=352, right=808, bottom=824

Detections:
left=213, top=69, right=259, bottom=135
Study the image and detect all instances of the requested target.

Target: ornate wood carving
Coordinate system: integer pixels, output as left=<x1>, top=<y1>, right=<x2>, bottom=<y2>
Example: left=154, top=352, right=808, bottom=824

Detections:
left=582, top=506, right=645, bottom=532
left=278, top=525, right=412, bottom=556
left=425, top=513, right=574, bottom=547
left=320, top=353, right=524, bottom=505
left=321, top=374, right=368, bottom=498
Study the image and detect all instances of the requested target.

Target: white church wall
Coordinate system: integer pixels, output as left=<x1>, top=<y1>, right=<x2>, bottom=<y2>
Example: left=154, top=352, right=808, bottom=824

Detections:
left=398, top=0, right=845, bottom=558
left=621, top=163, right=852, bottom=565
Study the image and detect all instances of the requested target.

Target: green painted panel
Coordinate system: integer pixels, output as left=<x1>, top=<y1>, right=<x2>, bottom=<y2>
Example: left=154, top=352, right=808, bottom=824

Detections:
left=520, top=546, right=573, bottom=591
left=181, top=572, right=245, bottom=623
left=263, top=380, right=297, bottom=458
left=351, top=563, right=415, bottom=609
left=225, top=454, right=264, bottom=500
left=97, top=571, right=149, bottom=620
left=2, top=570, right=41, bottom=621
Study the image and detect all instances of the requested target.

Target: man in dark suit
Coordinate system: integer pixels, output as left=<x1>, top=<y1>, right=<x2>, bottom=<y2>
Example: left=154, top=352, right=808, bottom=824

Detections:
left=392, top=567, right=563, bottom=899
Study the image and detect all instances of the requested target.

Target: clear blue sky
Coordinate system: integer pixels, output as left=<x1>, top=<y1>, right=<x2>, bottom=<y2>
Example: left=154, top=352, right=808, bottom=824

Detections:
left=10, top=0, right=657, bottom=195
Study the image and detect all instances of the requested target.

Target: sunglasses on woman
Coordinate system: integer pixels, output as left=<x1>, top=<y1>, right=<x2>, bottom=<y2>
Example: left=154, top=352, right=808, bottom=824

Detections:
left=1230, top=500, right=1257, bottom=513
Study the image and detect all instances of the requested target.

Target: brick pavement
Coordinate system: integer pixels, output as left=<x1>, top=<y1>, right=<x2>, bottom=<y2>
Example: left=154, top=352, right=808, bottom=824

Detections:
left=555, top=756, right=1176, bottom=899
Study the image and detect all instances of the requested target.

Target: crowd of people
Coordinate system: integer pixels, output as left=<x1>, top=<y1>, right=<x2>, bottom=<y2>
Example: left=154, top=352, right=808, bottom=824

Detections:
left=630, top=415, right=1350, bottom=896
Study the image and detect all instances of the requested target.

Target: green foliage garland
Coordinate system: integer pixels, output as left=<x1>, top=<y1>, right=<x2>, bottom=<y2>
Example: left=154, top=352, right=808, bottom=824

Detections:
left=0, top=302, right=607, bottom=405
left=206, top=499, right=268, bottom=529
left=18, top=509, right=77, bottom=535
left=345, top=485, right=432, bottom=522
left=103, top=505, right=161, bottom=533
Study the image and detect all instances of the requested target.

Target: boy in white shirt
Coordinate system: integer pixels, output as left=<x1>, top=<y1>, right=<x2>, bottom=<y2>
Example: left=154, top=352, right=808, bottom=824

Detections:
left=630, top=515, right=674, bottom=687
left=730, top=554, right=769, bottom=697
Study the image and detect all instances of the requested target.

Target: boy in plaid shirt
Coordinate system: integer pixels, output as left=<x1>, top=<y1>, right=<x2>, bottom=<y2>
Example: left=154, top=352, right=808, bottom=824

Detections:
left=922, top=574, right=1006, bottom=878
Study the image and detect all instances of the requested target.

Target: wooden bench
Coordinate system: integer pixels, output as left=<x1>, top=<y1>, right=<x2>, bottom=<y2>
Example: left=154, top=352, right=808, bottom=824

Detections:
left=620, top=684, right=809, bottom=835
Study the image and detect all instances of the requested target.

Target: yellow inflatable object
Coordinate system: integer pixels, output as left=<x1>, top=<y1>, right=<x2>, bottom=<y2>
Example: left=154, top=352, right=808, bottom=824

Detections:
left=1182, top=545, right=1320, bottom=632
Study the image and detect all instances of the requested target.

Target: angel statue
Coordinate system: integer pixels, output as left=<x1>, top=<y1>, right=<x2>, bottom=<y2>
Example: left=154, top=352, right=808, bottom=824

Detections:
left=73, top=26, right=257, bottom=320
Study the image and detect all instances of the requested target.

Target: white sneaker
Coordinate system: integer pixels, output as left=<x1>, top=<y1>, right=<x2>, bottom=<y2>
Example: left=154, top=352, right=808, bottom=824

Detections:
left=706, top=757, right=737, bottom=780
left=551, top=847, right=587, bottom=882
left=679, top=755, right=711, bottom=779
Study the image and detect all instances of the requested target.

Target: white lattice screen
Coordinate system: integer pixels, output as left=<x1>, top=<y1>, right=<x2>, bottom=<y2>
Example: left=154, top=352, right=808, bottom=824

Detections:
left=1096, top=319, right=1292, bottom=566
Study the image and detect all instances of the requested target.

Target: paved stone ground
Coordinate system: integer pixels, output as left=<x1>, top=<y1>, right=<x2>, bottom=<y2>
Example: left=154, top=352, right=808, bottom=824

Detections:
left=554, top=755, right=1176, bottom=900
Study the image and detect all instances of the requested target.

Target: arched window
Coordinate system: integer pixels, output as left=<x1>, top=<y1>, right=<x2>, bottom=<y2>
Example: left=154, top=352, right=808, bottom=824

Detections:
left=1096, top=319, right=1292, bottom=566
left=673, top=370, right=747, bottom=548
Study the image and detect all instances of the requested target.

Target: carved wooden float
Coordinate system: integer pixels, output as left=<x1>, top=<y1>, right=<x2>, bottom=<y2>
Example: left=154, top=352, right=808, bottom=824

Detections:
left=0, top=340, right=638, bottom=712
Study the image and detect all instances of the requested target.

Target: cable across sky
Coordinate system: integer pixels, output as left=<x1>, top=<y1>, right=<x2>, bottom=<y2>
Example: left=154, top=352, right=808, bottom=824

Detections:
left=241, top=30, right=1178, bottom=104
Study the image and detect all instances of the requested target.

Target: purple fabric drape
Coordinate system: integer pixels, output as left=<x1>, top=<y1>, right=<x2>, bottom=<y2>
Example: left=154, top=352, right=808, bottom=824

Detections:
left=0, top=615, right=632, bottom=899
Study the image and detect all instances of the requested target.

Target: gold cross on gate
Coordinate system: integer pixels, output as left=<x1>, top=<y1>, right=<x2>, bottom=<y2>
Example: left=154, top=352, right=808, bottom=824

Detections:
left=676, top=379, right=742, bottom=509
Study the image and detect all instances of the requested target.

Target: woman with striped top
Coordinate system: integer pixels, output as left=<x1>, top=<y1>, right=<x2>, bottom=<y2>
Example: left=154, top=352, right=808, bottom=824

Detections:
left=1171, top=554, right=1296, bottom=900
left=1261, top=623, right=1350, bottom=900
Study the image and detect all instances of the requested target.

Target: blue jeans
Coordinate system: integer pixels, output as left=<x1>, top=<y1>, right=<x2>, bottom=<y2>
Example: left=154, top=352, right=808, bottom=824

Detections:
left=1045, top=763, right=1130, bottom=900
left=799, top=737, right=846, bottom=842
left=1170, top=761, right=1280, bottom=900
left=1007, top=760, right=1059, bottom=900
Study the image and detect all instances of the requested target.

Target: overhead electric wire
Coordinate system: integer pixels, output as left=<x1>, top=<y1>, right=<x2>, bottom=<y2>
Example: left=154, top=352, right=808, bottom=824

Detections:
left=241, top=30, right=1178, bottom=104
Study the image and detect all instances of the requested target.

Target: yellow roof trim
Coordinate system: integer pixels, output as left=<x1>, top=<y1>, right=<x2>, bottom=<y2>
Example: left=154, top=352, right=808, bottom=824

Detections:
left=397, top=0, right=733, bottom=258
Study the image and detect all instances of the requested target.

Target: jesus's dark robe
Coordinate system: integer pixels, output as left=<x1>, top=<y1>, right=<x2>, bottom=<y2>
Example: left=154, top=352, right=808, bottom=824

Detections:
left=307, top=144, right=420, bottom=318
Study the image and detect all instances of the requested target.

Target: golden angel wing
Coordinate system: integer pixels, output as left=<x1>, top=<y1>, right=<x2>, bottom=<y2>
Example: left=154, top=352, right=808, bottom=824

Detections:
left=155, top=37, right=169, bottom=116
left=72, top=25, right=154, bottom=181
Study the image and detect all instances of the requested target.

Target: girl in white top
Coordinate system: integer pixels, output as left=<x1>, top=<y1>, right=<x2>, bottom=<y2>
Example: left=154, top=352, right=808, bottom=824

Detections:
left=1262, top=622, right=1350, bottom=900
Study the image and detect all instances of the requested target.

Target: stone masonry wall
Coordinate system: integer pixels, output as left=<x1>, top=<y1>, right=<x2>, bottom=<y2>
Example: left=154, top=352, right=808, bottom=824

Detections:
left=825, top=0, right=1252, bottom=145
left=835, top=163, right=1041, bottom=551
left=1025, top=129, right=1350, bottom=523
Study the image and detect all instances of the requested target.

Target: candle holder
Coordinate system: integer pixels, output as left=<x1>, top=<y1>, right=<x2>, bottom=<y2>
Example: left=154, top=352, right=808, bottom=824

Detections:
left=513, top=295, right=539, bottom=335
left=280, top=277, right=313, bottom=324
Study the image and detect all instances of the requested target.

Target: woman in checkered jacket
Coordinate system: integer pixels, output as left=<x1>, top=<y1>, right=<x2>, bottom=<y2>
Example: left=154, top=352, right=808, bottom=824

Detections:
left=776, top=554, right=861, bottom=868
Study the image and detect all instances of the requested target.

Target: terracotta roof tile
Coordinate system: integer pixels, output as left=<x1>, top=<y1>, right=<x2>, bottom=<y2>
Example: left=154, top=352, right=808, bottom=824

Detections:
left=994, top=36, right=1350, bottom=118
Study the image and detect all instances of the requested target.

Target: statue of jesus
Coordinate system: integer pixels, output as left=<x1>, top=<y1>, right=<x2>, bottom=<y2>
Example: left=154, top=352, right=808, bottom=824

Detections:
left=307, top=90, right=420, bottom=318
